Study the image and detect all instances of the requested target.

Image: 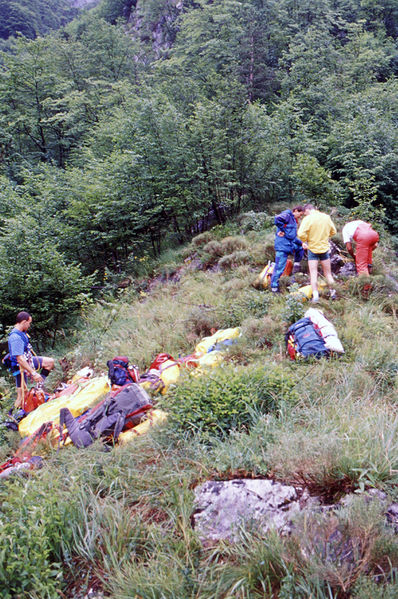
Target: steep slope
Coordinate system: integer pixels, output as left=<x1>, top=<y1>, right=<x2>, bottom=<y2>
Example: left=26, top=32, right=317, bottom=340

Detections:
left=0, top=209, right=397, bottom=598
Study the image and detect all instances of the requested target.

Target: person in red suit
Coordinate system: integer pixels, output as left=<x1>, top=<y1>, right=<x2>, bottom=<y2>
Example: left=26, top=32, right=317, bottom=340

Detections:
left=342, top=220, right=379, bottom=275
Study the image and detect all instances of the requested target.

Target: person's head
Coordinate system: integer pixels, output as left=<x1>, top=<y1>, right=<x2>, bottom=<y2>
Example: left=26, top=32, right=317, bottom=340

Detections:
left=303, top=203, right=316, bottom=215
left=292, top=205, right=305, bottom=221
left=15, top=311, right=32, bottom=331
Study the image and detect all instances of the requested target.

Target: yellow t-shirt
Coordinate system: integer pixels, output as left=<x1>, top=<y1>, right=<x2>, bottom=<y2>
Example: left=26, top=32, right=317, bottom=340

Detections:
left=298, top=210, right=337, bottom=254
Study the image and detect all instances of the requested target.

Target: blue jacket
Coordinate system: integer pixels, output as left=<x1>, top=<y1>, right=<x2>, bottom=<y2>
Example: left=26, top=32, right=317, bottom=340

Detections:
left=8, top=329, right=31, bottom=375
left=274, top=210, right=302, bottom=253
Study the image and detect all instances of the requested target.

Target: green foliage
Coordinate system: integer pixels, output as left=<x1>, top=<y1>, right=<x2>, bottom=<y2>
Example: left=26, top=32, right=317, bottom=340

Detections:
left=348, top=173, right=386, bottom=225
left=217, top=288, right=271, bottom=327
left=167, top=365, right=298, bottom=438
left=281, top=285, right=306, bottom=324
left=237, top=211, right=272, bottom=232
left=0, top=476, right=77, bottom=598
left=0, top=0, right=77, bottom=41
left=0, top=210, right=93, bottom=335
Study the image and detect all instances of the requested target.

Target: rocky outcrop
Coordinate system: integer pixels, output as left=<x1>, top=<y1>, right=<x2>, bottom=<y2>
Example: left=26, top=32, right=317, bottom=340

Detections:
left=67, top=0, right=100, bottom=7
left=127, top=0, right=184, bottom=57
left=193, top=478, right=398, bottom=546
left=193, top=479, right=316, bottom=543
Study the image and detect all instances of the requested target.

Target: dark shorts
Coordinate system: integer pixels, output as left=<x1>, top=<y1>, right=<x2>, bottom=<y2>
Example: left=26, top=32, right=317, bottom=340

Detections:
left=14, top=356, right=43, bottom=388
left=307, top=249, right=330, bottom=261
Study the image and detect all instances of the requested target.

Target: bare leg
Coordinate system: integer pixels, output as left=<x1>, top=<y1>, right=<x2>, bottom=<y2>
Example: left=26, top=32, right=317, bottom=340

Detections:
left=308, top=259, right=319, bottom=296
left=320, top=258, right=334, bottom=287
left=14, top=387, right=23, bottom=409
left=41, top=357, right=55, bottom=371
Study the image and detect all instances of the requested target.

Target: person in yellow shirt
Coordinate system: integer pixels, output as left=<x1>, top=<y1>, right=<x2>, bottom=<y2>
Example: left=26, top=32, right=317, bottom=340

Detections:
left=298, top=204, right=337, bottom=302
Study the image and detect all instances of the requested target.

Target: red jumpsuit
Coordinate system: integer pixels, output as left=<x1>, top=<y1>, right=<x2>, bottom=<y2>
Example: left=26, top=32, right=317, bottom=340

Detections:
left=353, top=223, right=379, bottom=275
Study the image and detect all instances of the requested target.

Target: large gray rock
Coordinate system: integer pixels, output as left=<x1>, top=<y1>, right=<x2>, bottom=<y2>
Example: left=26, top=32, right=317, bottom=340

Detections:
left=193, top=479, right=311, bottom=543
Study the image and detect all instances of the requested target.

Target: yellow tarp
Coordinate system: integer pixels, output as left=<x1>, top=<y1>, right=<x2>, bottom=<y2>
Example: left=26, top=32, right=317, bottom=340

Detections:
left=118, top=409, right=168, bottom=444
left=197, top=350, right=224, bottom=369
left=19, top=376, right=110, bottom=438
left=290, top=281, right=327, bottom=300
left=195, top=328, right=240, bottom=355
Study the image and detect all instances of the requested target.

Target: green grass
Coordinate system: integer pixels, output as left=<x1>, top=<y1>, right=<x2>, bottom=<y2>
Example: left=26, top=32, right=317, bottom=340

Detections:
left=0, top=211, right=397, bottom=597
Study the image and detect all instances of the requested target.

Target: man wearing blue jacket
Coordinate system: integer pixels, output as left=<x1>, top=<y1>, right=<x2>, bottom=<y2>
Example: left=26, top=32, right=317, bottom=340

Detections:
left=270, top=206, right=305, bottom=293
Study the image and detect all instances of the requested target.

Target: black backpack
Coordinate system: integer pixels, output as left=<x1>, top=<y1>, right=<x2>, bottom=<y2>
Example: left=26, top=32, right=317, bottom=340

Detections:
left=59, top=383, right=152, bottom=448
left=286, top=317, right=330, bottom=360
left=107, top=356, right=139, bottom=386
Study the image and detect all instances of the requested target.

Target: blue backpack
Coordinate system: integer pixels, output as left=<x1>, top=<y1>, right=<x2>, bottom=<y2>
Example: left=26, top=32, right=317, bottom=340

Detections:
left=286, top=317, right=329, bottom=360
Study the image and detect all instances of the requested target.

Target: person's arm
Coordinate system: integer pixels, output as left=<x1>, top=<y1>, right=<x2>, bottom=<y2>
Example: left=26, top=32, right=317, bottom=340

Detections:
left=345, top=242, right=355, bottom=258
left=284, top=223, right=297, bottom=241
left=297, top=219, right=308, bottom=246
left=329, top=218, right=337, bottom=238
left=16, top=355, right=43, bottom=383
left=275, top=214, right=286, bottom=237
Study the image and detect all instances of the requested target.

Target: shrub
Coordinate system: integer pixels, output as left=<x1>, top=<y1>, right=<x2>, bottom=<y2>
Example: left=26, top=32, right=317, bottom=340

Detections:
left=281, top=285, right=306, bottom=324
left=218, top=250, right=252, bottom=270
left=0, top=476, right=77, bottom=598
left=216, top=289, right=271, bottom=327
left=220, top=236, right=248, bottom=254
left=237, top=211, right=272, bottom=232
left=186, top=305, right=220, bottom=337
left=200, top=240, right=224, bottom=266
left=191, top=232, right=213, bottom=248
left=166, top=365, right=298, bottom=438
left=241, top=316, right=281, bottom=349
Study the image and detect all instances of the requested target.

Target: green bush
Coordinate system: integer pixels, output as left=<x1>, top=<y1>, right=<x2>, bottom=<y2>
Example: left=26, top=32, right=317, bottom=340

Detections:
left=281, top=285, right=306, bottom=324
left=217, top=288, right=271, bottom=327
left=238, top=211, right=272, bottom=232
left=0, top=477, right=77, bottom=598
left=191, top=232, right=213, bottom=248
left=166, top=365, right=298, bottom=438
left=218, top=250, right=252, bottom=270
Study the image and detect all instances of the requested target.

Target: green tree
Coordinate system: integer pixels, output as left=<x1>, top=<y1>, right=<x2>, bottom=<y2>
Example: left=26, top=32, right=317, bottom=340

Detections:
left=0, top=212, right=93, bottom=337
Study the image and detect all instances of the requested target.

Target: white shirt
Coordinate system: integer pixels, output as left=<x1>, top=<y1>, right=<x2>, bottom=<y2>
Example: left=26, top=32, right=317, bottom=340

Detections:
left=342, top=220, right=366, bottom=244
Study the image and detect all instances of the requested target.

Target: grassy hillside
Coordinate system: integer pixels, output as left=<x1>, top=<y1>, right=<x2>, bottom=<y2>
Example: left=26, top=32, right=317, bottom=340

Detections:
left=0, top=208, right=397, bottom=598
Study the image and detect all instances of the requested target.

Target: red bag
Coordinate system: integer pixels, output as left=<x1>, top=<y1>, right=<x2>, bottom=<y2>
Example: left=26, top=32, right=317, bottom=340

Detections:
left=23, top=387, right=46, bottom=414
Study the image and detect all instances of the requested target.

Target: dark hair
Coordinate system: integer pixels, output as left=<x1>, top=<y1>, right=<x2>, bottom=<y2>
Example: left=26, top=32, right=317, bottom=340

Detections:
left=292, top=205, right=305, bottom=213
left=304, top=203, right=316, bottom=211
left=16, top=311, right=31, bottom=323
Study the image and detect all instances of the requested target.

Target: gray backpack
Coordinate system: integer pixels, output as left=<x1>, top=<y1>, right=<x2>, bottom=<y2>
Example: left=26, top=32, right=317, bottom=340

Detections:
left=59, top=383, right=153, bottom=448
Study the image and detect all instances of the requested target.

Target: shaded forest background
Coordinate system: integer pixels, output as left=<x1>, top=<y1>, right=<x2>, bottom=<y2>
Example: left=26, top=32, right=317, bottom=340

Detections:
left=0, top=0, right=397, bottom=335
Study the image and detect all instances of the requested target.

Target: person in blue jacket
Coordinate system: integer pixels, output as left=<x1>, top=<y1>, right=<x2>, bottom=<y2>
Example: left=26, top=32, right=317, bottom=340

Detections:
left=8, top=311, right=54, bottom=408
left=270, top=206, right=305, bottom=292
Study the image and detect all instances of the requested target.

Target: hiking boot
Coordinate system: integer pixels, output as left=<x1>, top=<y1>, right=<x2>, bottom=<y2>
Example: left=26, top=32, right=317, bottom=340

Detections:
left=311, top=297, right=319, bottom=304
left=271, top=288, right=279, bottom=294
left=292, top=262, right=301, bottom=274
left=329, top=289, right=337, bottom=300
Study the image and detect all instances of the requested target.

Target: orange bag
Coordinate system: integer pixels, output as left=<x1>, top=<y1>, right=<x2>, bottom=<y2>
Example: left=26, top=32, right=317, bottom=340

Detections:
left=282, top=258, right=293, bottom=276
left=23, top=388, right=46, bottom=414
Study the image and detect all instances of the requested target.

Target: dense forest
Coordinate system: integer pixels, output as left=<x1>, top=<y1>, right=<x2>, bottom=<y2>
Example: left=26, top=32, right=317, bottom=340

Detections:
left=0, top=0, right=397, bottom=334
left=0, top=0, right=81, bottom=43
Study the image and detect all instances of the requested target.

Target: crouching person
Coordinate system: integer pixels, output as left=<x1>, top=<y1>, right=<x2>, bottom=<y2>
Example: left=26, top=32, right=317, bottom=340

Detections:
left=342, top=220, right=379, bottom=276
left=8, top=311, right=55, bottom=408
left=270, top=206, right=305, bottom=293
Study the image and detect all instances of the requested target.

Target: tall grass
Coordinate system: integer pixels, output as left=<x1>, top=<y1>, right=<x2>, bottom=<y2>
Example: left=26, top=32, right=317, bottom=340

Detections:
left=0, top=218, right=397, bottom=597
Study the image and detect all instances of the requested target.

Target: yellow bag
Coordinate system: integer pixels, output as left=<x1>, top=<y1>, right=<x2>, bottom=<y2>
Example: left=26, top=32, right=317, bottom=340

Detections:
left=197, top=351, right=224, bottom=369
left=253, top=261, right=274, bottom=289
left=118, top=409, right=168, bottom=444
left=159, top=360, right=180, bottom=394
left=19, top=376, right=110, bottom=438
left=195, top=328, right=240, bottom=355
left=291, top=281, right=327, bottom=301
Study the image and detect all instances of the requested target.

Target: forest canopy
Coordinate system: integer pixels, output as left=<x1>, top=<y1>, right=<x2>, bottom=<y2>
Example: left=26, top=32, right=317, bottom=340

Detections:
left=0, top=0, right=79, bottom=41
left=0, top=0, right=397, bottom=333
